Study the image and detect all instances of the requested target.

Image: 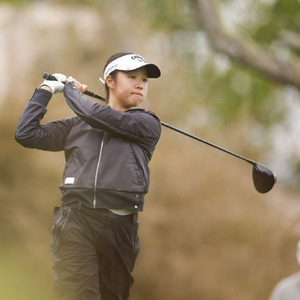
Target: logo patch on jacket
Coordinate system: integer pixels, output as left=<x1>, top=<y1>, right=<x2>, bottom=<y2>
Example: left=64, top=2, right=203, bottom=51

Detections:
left=65, top=177, right=75, bottom=184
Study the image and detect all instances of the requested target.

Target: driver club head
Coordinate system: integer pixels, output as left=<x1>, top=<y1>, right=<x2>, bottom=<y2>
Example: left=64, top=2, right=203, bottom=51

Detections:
left=252, top=164, right=277, bottom=193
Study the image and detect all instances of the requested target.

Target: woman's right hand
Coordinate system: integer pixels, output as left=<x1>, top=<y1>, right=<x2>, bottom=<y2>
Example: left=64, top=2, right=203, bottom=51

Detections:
left=66, top=76, right=88, bottom=93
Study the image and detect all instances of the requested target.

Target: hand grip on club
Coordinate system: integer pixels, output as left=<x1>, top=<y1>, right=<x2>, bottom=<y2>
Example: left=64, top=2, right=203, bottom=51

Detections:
left=42, top=72, right=106, bottom=101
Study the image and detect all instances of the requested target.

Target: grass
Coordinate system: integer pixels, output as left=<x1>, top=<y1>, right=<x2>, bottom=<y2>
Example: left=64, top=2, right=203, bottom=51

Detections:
left=0, top=249, right=55, bottom=300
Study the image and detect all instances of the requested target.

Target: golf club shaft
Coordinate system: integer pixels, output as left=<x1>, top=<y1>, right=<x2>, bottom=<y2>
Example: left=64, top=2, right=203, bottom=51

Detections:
left=160, top=122, right=257, bottom=166
left=42, top=72, right=258, bottom=167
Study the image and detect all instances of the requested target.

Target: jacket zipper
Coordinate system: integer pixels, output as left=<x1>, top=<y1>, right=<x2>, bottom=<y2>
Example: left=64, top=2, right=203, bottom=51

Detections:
left=93, top=132, right=107, bottom=208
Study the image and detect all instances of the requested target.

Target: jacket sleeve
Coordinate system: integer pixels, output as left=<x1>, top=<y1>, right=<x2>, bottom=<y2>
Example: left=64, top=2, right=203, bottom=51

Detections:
left=63, top=82, right=161, bottom=149
left=15, top=88, right=75, bottom=151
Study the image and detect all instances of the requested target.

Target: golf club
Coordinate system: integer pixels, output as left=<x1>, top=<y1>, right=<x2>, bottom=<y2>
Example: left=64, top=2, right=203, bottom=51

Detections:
left=160, top=122, right=276, bottom=193
left=42, top=72, right=277, bottom=193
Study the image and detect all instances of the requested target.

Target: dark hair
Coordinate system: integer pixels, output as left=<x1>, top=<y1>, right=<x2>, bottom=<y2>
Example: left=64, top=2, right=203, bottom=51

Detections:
left=103, top=51, right=136, bottom=102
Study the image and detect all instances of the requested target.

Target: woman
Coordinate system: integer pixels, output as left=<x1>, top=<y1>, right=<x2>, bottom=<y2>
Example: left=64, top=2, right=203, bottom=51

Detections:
left=15, top=51, right=161, bottom=300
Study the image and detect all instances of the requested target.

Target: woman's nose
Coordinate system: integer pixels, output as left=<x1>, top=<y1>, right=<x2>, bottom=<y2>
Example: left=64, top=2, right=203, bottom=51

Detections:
left=136, top=81, right=144, bottom=89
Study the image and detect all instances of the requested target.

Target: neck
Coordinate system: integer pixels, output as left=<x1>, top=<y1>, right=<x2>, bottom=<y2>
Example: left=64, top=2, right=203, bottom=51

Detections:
left=107, top=102, right=130, bottom=111
left=107, top=96, right=137, bottom=111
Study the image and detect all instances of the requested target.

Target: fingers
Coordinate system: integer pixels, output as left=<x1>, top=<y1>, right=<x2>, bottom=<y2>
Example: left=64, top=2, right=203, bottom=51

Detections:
left=66, top=76, right=75, bottom=83
left=81, top=84, right=88, bottom=93
left=66, top=76, right=88, bottom=93
left=53, top=73, right=67, bottom=82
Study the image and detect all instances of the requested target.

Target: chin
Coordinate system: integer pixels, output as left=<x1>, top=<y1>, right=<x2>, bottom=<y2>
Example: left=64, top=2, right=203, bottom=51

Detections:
left=132, top=99, right=142, bottom=107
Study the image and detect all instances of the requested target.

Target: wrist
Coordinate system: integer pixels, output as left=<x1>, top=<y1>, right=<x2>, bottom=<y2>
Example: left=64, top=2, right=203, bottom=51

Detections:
left=40, top=84, right=52, bottom=93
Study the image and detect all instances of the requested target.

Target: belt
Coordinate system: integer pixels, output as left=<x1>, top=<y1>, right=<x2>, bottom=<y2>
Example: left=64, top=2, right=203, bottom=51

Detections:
left=56, top=201, right=138, bottom=222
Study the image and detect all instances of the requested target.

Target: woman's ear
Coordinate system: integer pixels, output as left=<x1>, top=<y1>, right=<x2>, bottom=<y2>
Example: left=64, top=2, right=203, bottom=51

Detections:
left=106, top=75, right=115, bottom=89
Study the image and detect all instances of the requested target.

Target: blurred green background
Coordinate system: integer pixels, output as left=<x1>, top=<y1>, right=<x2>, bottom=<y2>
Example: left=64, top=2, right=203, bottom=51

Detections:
left=1, top=0, right=300, bottom=299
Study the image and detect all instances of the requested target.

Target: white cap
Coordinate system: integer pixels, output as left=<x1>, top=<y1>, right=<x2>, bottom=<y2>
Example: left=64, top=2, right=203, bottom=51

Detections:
left=103, top=54, right=161, bottom=81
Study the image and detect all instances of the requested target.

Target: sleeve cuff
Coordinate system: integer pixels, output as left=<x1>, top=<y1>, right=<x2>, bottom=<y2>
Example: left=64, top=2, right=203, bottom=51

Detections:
left=30, top=88, right=52, bottom=107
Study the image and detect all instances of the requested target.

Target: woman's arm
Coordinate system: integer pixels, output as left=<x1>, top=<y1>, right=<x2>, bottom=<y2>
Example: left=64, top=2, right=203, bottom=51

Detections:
left=15, top=88, right=75, bottom=151
left=63, top=82, right=161, bottom=149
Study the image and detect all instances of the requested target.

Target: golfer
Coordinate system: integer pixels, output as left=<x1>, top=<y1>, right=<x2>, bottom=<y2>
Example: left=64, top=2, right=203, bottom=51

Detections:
left=15, top=51, right=161, bottom=300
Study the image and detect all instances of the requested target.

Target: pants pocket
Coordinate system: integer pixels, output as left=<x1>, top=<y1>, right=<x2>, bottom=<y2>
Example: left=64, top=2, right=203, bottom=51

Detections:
left=51, top=206, right=72, bottom=251
left=129, top=222, right=140, bottom=272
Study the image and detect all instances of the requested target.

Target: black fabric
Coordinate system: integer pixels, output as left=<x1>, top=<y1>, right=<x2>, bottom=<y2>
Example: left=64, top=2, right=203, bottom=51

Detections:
left=15, top=87, right=161, bottom=211
left=15, top=85, right=160, bottom=299
left=51, top=204, right=140, bottom=300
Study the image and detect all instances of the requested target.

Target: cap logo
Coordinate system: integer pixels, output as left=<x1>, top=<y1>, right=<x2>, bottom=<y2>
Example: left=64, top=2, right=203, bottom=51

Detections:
left=131, top=55, right=145, bottom=62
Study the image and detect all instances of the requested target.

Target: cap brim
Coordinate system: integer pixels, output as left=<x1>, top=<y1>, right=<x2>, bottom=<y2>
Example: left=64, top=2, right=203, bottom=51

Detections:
left=144, top=63, right=161, bottom=78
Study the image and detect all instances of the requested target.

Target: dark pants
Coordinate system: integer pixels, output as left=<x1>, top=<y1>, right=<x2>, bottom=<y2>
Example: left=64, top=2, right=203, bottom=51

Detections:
left=51, top=204, right=140, bottom=300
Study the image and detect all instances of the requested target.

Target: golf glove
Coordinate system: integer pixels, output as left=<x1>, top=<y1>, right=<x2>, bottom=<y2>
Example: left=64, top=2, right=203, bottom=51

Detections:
left=40, top=73, right=67, bottom=94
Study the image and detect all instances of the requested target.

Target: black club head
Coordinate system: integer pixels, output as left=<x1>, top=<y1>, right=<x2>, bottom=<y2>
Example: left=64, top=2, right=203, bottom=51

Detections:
left=252, top=164, right=276, bottom=193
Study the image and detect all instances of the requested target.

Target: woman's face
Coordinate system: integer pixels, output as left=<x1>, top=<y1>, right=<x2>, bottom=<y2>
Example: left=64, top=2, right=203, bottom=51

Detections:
left=107, top=67, right=148, bottom=111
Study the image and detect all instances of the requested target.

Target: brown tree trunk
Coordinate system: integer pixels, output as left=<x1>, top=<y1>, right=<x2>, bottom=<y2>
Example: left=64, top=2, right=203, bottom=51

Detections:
left=191, top=0, right=300, bottom=89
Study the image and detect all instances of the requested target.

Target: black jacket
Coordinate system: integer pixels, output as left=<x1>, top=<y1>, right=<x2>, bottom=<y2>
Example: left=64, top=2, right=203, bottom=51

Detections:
left=15, top=83, right=161, bottom=211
